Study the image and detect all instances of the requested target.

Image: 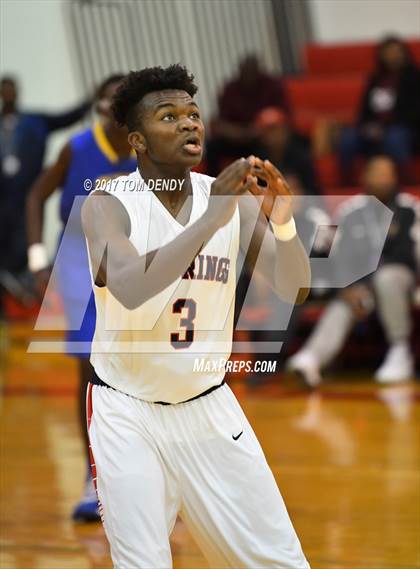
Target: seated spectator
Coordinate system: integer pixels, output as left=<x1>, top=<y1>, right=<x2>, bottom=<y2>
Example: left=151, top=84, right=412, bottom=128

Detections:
left=255, top=107, right=319, bottom=194
left=287, top=155, right=419, bottom=385
left=0, top=76, right=91, bottom=282
left=235, top=173, right=332, bottom=380
left=206, top=55, right=286, bottom=175
left=338, top=36, right=420, bottom=185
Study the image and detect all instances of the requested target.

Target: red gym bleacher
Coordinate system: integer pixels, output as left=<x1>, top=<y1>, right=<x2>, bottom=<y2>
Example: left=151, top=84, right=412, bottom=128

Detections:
left=281, top=39, right=419, bottom=363
left=303, top=39, right=420, bottom=76
left=284, top=75, right=365, bottom=136
left=195, top=38, right=420, bottom=193
left=283, top=38, right=420, bottom=191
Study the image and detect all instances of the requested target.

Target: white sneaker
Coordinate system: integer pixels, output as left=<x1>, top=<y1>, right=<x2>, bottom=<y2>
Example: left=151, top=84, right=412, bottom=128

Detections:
left=286, top=349, right=322, bottom=388
left=375, top=343, right=414, bottom=384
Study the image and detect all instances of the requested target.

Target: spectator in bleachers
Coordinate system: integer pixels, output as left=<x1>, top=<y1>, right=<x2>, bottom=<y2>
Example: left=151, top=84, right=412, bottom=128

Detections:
left=0, top=76, right=91, bottom=283
left=287, top=155, right=418, bottom=386
left=339, top=36, right=420, bottom=185
left=255, top=107, right=319, bottom=194
left=206, top=54, right=286, bottom=175
left=235, top=173, right=332, bottom=382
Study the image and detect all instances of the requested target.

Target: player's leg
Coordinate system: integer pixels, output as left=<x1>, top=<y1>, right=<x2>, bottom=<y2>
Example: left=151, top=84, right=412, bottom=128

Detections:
left=58, top=279, right=99, bottom=520
left=372, top=264, right=415, bottom=382
left=76, top=294, right=98, bottom=458
left=382, top=126, right=413, bottom=184
left=72, top=357, right=100, bottom=521
left=286, top=299, right=355, bottom=386
left=87, top=384, right=179, bottom=568
left=177, top=385, right=310, bottom=568
left=78, top=357, right=93, bottom=453
left=338, top=126, right=362, bottom=185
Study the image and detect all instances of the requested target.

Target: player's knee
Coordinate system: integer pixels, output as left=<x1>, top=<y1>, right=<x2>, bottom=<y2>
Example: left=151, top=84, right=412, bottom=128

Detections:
left=373, top=265, right=408, bottom=294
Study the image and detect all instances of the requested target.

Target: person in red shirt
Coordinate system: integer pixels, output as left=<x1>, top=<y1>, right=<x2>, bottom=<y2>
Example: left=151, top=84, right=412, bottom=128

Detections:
left=339, top=36, right=420, bottom=185
left=206, top=54, right=287, bottom=175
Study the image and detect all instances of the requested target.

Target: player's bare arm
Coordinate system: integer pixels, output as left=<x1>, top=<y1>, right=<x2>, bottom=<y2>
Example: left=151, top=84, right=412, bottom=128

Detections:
left=26, top=142, right=72, bottom=296
left=26, top=143, right=72, bottom=246
left=239, top=156, right=311, bottom=305
left=82, top=158, right=254, bottom=310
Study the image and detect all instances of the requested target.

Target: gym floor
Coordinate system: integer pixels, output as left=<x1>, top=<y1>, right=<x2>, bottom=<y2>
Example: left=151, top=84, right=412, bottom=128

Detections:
left=1, top=322, right=419, bottom=569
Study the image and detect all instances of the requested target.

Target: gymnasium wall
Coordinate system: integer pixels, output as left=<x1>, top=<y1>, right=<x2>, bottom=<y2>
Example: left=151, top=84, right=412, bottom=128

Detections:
left=1, top=0, right=83, bottom=254
left=1, top=0, right=282, bottom=122
left=1, top=1, right=79, bottom=110
left=309, top=0, right=420, bottom=44
left=0, top=0, right=281, bottom=254
left=65, top=0, right=282, bottom=120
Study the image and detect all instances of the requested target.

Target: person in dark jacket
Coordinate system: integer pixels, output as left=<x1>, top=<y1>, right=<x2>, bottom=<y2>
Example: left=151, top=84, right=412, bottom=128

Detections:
left=338, top=36, right=420, bottom=184
left=0, top=76, right=91, bottom=278
left=254, top=106, right=319, bottom=195
left=205, top=55, right=287, bottom=175
left=287, top=156, right=419, bottom=385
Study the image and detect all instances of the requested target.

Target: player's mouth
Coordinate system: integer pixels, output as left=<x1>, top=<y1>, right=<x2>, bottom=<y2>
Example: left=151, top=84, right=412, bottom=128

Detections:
left=181, top=135, right=202, bottom=155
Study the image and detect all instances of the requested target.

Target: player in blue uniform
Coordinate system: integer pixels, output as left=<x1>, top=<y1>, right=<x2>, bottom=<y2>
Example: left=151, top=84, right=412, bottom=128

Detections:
left=26, top=75, right=136, bottom=521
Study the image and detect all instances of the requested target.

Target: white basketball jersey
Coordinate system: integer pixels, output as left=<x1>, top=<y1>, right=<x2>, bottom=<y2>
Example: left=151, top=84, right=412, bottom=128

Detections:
left=89, top=169, right=240, bottom=403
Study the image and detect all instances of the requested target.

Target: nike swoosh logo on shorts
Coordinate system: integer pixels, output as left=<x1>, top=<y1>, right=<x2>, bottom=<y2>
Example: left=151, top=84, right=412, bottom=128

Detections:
left=232, top=431, right=243, bottom=441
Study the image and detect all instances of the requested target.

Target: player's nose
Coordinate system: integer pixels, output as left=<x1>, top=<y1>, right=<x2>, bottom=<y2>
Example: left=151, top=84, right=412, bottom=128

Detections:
left=179, top=117, right=198, bottom=132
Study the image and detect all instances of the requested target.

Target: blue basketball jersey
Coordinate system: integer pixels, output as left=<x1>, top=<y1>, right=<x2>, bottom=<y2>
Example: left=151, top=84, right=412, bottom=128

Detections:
left=56, top=123, right=136, bottom=356
left=60, top=122, right=136, bottom=223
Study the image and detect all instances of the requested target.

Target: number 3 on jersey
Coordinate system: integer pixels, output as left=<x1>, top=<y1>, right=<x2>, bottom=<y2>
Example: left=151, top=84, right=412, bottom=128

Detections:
left=171, top=298, right=197, bottom=349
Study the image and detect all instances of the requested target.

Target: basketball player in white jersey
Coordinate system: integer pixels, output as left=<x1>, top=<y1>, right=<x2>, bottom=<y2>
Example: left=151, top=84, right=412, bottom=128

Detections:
left=82, top=65, right=311, bottom=568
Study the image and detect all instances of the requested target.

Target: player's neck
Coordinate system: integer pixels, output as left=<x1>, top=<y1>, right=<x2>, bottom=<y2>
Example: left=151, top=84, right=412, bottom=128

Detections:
left=103, top=124, right=132, bottom=159
left=139, top=161, right=192, bottom=209
left=139, top=162, right=191, bottom=190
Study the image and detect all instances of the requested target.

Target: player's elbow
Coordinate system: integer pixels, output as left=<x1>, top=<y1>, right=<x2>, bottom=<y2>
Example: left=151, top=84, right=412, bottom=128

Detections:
left=110, top=277, right=148, bottom=311
left=276, top=286, right=308, bottom=306
left=111, top=285, right=145, bottom=311
left=275, top=268, right=311, bottom=305
left=120, top=296, right=144, bottom=311
left=295, top=287, right=310, bottom=305
left=294, top=271, right=312, bottom=304
left=294, top=259, right=311, bottom=304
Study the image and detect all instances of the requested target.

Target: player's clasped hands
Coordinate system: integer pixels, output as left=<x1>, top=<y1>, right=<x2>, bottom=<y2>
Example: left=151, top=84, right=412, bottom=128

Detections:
left=206, top=157, right=255, bottom=229
left=247, top=155, right=293, bottom=225
left=206, top=156, right=293, bottom=230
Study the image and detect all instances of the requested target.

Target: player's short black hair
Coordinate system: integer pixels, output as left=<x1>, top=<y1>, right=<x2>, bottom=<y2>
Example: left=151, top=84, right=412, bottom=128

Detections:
left=111, top=64, right=198, bottom=131
left=96, top=74, right=126, bottom=100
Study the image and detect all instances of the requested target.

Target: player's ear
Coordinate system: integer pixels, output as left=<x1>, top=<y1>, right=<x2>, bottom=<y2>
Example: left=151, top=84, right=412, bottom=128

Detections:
left=128, top=131, right=146, bottom=154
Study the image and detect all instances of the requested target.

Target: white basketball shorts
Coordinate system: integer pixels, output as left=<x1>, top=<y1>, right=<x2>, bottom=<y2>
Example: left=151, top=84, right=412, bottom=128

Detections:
left=87, top=381, right=310, bottom=568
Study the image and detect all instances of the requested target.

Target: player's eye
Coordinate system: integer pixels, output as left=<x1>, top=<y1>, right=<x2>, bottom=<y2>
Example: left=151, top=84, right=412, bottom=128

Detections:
left=162, top=113, right=175, bottom=121
left=190, top=112, right=200, bottom=119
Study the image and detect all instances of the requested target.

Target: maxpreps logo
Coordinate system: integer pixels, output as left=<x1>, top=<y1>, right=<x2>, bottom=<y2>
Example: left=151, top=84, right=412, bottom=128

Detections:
left=193, top=358, right=277, bottom=374
left=28, top=195, right=395, bottom=356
